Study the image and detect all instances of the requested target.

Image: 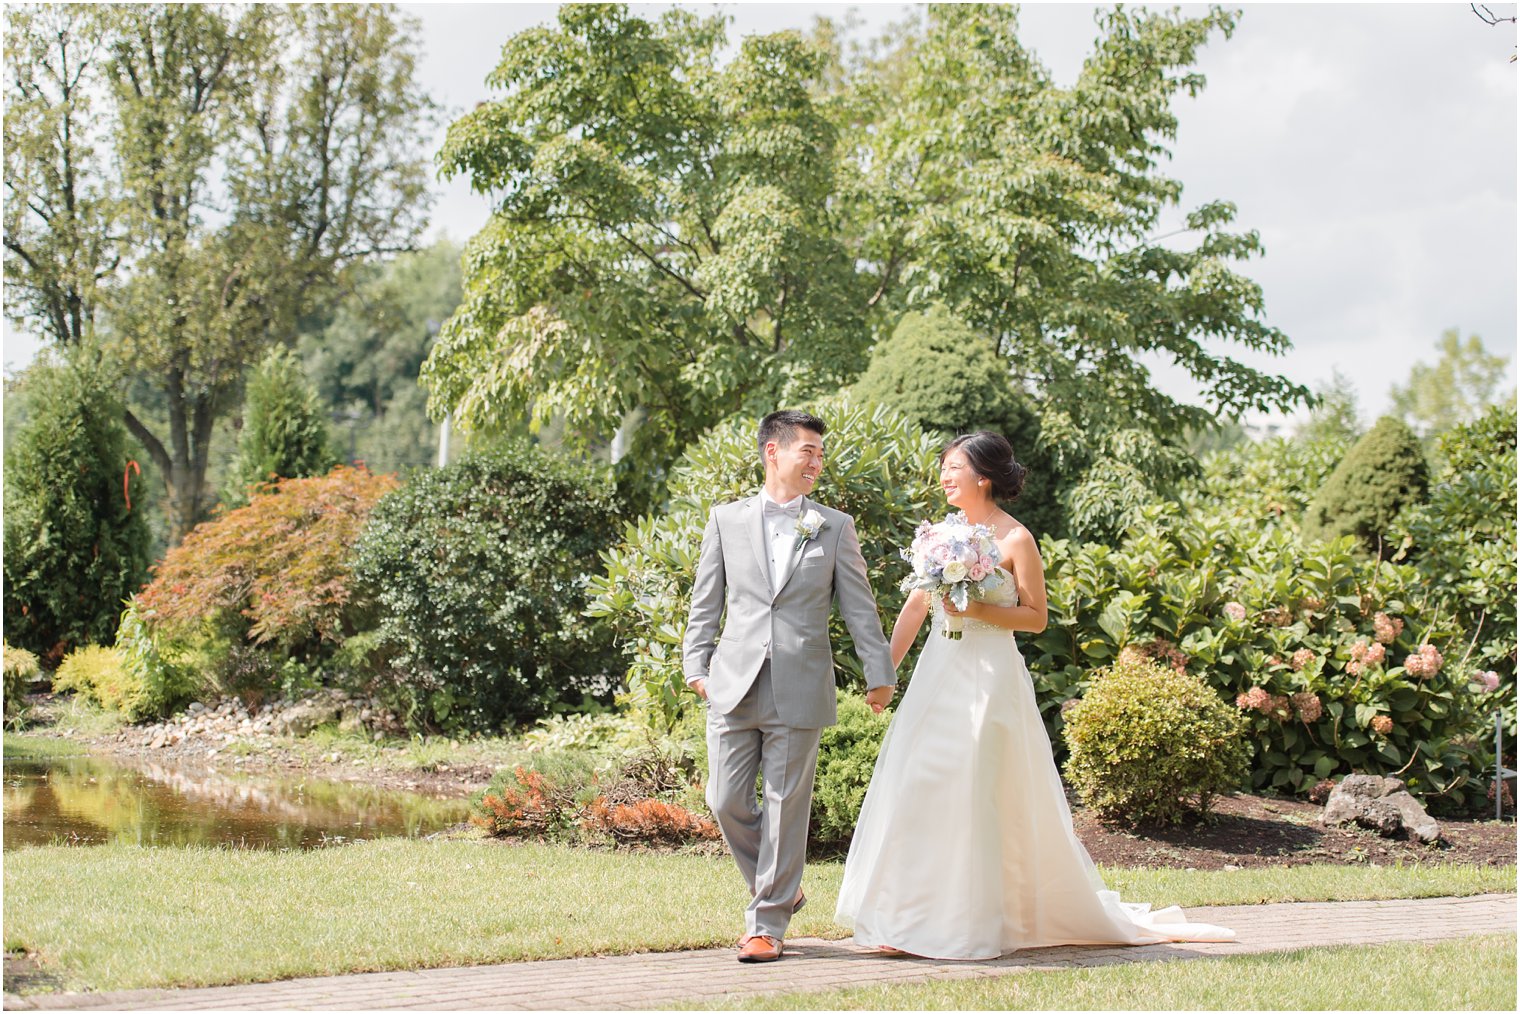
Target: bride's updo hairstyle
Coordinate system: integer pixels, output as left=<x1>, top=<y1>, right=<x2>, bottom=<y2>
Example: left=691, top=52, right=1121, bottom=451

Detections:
left=942, top=431, right=1027, bottom=502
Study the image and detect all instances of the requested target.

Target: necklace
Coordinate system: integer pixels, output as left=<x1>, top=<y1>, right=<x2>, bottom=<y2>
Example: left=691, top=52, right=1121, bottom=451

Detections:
left=962, top=504, right=999, bottom=527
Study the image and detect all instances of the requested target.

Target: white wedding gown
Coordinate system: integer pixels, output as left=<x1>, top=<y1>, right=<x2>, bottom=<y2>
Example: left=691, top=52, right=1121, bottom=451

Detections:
left=834, top=576, right=1235, bottom=959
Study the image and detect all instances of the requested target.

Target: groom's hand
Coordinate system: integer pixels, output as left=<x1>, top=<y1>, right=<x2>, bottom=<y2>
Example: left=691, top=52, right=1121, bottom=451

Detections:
left=690, top=678, right=708, bottom=701
left=865, top=685, right=893, bottom=714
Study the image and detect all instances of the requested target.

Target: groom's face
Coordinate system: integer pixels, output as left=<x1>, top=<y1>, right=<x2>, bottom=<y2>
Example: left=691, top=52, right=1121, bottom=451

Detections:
left=766, top=427, right=824, bottom=496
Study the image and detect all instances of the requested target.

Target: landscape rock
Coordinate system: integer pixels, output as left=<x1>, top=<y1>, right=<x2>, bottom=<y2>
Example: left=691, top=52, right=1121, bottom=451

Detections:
left=270, top=701, right=342, bottom=737
left=1322, top=773, right=1442, bottom=843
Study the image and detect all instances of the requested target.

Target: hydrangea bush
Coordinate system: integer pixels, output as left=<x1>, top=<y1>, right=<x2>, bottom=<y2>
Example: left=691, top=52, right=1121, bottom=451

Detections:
left=1394, top=403, right=1516, bottom=738
left=1032, top=500, right=1497, bottom=811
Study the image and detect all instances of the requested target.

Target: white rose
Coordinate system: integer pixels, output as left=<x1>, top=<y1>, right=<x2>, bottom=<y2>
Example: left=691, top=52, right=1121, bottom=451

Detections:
left=942, top=560, right=969, bottom=583
left=801, top=508, right=824, bottom=530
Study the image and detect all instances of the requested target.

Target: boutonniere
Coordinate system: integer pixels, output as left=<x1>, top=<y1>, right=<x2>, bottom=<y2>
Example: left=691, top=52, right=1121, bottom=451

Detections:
left=793, top=508, right=825, bottom=551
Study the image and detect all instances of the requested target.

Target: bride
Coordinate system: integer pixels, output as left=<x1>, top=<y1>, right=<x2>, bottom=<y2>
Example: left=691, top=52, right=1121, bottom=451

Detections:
left=834, top=431, right=1234, bottom=959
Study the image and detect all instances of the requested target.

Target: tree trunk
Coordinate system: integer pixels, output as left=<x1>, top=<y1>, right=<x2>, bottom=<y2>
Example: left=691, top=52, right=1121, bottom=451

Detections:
left=123, top=381, right=214, bottom=545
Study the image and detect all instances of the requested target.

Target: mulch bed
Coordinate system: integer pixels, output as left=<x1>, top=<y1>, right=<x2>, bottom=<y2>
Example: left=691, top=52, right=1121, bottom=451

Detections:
left=1071, top=791, right=1516, bottom=870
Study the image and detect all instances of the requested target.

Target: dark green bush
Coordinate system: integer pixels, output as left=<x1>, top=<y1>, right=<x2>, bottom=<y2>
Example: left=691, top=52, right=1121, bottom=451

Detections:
left=1063, top=657, right=1249, bottom=826
left=353, top=444, right=624, bottom=733
left=3, top=354, right=151, bottom=659
left=1304, top=415, right=1428, bottom=553
left=810, top=689, right=892, bottom=847
left=589, top=394, right=940, bottom=730
left=1396, top=402, right=1517, bottom=735
left=851, top=304, right=1059, bottom=536
left=224, top=346, right=337, bottom=506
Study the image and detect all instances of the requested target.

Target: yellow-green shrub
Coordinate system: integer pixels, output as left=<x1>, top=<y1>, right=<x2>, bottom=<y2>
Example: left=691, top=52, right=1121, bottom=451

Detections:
left=53, top=645, right=148, bottom=719
left=4, top=641, right=41, bottom=720
left=1063, top=657, right=1249, bottom=826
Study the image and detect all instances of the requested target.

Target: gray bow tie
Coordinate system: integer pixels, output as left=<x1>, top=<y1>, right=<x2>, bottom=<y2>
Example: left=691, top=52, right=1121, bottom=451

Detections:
left=763, top=500, right=801, bottom=519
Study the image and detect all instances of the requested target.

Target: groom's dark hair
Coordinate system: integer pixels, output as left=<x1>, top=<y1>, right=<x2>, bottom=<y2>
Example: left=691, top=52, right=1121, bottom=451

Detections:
left=758, top=410, right=827, bottom=458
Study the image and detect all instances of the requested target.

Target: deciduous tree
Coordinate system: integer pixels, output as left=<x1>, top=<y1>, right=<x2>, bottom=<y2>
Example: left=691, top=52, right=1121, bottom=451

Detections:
left=425, top=4, right=1310, bottom=495
left=3, top=4, right=436, bottom=542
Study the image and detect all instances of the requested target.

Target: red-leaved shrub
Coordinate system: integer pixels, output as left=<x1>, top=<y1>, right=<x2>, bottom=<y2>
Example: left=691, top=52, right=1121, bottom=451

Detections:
left=137, top=465, right=400, bottom=651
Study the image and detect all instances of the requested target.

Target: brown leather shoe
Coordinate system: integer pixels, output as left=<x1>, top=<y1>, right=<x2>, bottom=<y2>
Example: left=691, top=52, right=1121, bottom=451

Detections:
left=793, top=890, right=807, bottom=914
left=737, top=935, right=783, bottom=963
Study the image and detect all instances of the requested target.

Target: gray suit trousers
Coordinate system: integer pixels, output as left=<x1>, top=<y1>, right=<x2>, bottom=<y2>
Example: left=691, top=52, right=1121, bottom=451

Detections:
left=705, top=661, right=821, bottom=940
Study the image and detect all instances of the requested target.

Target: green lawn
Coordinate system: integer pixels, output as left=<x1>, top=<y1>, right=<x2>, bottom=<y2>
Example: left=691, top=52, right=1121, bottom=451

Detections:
left=3, top=733, right=89, bottom=758
left=3, top=837, right=1514, bottom=994
left=683, top=934, right=1518, bottom=1010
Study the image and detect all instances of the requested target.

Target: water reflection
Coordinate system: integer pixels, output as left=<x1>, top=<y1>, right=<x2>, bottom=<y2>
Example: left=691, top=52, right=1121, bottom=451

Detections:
left=3, top=753, right=470, bottom=850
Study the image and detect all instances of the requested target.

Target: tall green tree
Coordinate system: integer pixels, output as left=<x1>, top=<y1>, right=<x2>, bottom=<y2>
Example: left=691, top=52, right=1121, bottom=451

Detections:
left=298, top=240, right=462, bottom=472
left=3, top=351, right=151, bottom=658
left=426, top=4, right=866, bottom=484
left=1297, top=369, right=1363, bottom=445
left=2, top=5, right=118, bottom=349
left=3, top=4, right=436, bottom=542
left=424, top=4, right=1309, bottom=493
left=224, top=346, right=337, bottom=505
left=1389, top=328, right=1511, bottom=439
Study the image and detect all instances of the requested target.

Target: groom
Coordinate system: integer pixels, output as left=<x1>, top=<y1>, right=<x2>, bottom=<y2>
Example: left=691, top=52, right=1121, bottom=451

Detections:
left=684, top=410, right=896, bottom=964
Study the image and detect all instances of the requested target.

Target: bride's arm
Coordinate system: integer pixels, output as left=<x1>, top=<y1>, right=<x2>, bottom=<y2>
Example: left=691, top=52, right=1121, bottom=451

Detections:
left=889, top=589, right=930, bottom=668
left=955, top=527, right=1048, bottom=633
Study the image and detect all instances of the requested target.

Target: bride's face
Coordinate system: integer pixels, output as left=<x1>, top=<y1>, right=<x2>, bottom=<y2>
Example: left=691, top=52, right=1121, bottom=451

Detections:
left=939, top=447, right=985, bottom=508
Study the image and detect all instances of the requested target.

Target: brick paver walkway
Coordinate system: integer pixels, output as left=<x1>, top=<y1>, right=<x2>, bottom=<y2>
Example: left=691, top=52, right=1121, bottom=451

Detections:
left=6, top=893, right=1514, bottom=1011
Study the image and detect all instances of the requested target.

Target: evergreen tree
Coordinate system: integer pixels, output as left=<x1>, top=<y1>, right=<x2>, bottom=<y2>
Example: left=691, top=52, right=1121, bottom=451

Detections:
left=224, top=347, right=337, bottom=505
left=3, top=353, right=151, bottom=658
left=1304, top=416, right=1429, bottom=554
left=852, top=304, right=1061, bottom=536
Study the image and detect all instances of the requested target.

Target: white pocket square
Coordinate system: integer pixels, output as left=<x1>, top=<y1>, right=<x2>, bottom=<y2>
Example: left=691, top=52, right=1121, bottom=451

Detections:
left=802, top=546, right=826, bottom=560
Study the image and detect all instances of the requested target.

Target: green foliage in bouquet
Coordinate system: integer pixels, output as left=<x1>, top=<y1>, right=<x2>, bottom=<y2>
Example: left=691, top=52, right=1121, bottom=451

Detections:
left=1304, top=415, right=1428, bottom=553
left=3, top=354, right=152, bottom=659
left=1063, top=656, right=1249, bottom=826
left=810, top=689, right=893, bottom=848
left=224, top=346, right=338, bottom=506
left=1396, top=402, right=1517, bottom=735
left=353, top=444, right=624, bottom=733
left=852, top=304, right=1061, bottom=538
left=589, top=395, right=941, bottom=730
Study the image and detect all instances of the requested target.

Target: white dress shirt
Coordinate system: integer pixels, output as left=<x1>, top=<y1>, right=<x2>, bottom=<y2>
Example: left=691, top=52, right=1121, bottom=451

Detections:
left=760, top=489, right=803, bottom=590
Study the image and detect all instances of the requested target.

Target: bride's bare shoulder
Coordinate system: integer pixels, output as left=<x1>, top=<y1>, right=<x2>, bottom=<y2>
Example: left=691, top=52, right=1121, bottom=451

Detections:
left=997, top=517, right=1039, bottom=553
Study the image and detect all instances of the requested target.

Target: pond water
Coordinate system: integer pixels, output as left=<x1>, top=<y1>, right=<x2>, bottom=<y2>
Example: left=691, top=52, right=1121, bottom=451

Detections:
left=2, top=752, right=472, bottom=850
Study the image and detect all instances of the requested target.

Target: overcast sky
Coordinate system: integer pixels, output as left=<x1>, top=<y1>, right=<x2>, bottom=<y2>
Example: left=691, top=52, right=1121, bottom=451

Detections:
left=5, top=3, right=1515, bottom=427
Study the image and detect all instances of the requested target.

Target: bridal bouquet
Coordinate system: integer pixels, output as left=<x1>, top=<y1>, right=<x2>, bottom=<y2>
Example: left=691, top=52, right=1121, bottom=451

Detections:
left=899, top=513, right=1005, bottom=639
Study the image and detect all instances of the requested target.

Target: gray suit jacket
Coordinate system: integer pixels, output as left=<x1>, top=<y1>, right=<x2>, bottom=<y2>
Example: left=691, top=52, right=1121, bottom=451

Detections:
left=682, top=495, right=895, bottom=728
